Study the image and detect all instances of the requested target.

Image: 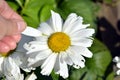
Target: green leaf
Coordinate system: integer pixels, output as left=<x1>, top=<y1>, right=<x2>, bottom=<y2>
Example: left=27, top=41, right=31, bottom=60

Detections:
left=51, top=71, right=59, bottom=80
left=69, top=67, right=87, bottom=80
left=69, top=39, right=113, bottom=80
left=40, top=4, right=55, bottom=22
left=6, top=1, right=19, bottom=11
left=82, top=71, right=97, bottom=80
left=86, top=39, right=112, bottom=76
left=22, top=15, right=39, bottom=28
left=15, top=0, right=24, bottom=8
left=104, top=0, right=112, bottom=4
left=106, top=71, right=114, bottom=80
left=21, top=0, right=55, bottom=28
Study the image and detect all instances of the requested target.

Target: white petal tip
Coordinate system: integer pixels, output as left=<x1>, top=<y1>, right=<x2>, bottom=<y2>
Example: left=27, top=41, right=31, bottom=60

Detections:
left=25, top=72, right=37, bottom=80
left=87, top=53, right=93, bottom=58
left=22, top=26, right=42, bottom=37
left=113, top=56, right=120, bottom=62
left=116, top=70, right=120, bottom=75
left=117, top=63, right=120, bottom=68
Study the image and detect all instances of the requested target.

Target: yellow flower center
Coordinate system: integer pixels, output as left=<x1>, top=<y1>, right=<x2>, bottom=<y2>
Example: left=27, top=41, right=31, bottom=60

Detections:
left=0, top=51, right=13, bottom=57
left=48, top=32, right=71, bottom=53
left=0, top=53, right=8, bottom=57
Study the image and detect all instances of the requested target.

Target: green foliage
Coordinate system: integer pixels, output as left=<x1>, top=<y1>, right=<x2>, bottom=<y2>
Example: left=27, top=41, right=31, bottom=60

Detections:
left=51, top=71, right=59, bottom=80
left=39, top=4, right=55, bottom=22
left=104, top=0, right=113, bottom=4
left=106, top=71, right=114, bottom=80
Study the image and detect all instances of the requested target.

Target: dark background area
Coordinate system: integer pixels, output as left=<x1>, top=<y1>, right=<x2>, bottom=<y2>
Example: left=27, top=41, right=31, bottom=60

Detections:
left=93, top=0, right=120, bottom=58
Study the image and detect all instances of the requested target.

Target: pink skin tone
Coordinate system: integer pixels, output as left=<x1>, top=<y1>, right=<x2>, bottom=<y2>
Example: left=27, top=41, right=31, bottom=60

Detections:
left=0, top=0, right=26, bottom=54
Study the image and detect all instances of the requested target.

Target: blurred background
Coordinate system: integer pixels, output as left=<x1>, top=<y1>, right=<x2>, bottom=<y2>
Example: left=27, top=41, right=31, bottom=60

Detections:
left=94, top=0, right=120, bottom=58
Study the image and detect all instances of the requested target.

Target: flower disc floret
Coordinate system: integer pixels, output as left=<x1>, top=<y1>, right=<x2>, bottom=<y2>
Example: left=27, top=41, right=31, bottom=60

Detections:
left=48, top=32, right=71, bottom=53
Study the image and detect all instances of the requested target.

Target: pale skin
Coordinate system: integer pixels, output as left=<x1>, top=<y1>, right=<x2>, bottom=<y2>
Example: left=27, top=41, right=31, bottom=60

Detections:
left=0, top=0, right=26, bottom=54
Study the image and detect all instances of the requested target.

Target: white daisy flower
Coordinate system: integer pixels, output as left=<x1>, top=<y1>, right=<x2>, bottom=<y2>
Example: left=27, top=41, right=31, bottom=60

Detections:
left=113, top=56, right=120, bottom=75
left=22, top=10, right=95, bottom=78
left=0, top=35, right=35, bottom=80
left=0, top=53, right=24, bottom=80
left=113, top=56, right=120, bottom=68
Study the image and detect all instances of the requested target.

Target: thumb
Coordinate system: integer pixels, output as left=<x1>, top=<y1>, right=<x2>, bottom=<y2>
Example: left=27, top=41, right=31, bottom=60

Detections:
left=0, top=17, right=26, bottom=40
left=0, top=16, right=26, bottom=39
left=6, top=19, right=26, bottom=35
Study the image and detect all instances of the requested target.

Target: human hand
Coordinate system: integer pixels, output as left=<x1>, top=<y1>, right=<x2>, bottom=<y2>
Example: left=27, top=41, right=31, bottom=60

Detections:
left=0, top=0, right=26, bottom=54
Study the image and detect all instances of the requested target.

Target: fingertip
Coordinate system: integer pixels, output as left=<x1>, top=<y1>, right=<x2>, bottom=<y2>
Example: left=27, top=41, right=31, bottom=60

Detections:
left=1, top=36, right=17, bottom=50
left=0, top=41, right=10, bottom=53
left=11, top=34, right=21, bottom=43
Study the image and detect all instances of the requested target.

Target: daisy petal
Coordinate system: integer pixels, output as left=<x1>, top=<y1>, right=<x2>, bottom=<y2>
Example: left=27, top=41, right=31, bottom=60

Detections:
left=38, top=22, right=54, bottom=35
left=3, top=57, right=24, bottom=80
left=71, top=38, right=93, bottom=47
left=63, top=14, right=89, bottom=34
left=117, top=63, right=120, bottom=68
left=59, top=54, right=68, bottom=78
left=49, top=10, right=63, bottom=32
left=27, top=49, right=51, bottom=67
left=16, top=34, right=33, bottom=52
left=69, top=23, right=90, bottom=34
left=0, top=57, right=4, bottom=76
left=61, top=52, right=73, bottom=65
left=25, top=72, right=37, bottom=80
left=81, top=24, right=90, bottom=28
left=10, top=51, right=27, bottom=68
left=71, top=46, right=93, bottom=58
left=29, top=41, right=47, bottom=45
left=41, top=53, right=58, bottom=76
left=28, top=49, right=51, bottom=60
left=117, top=70, right=120, bottom=75
left=11, top=51, right=35, bottom=73
left=24, top=43, right=48, bottom=53
left=113, top=56, right=120, bottom=62
left=67, top=48, right=85, bottom=68
left=63, top=13, right=78, bottom=33
left=54, top=55, right=60, bottom=74
left=22, top=26, right=42, bottom=37
left=35, top=36, right=48, bottom=42
left=27, top=50, right=51, bottom=67
left=70, top=28, right=95, bottom=38
left=28, top=59, right=44, bottom=68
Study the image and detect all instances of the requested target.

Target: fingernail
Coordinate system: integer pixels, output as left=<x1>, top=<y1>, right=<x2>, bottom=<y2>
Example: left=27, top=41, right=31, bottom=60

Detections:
left=17, top=21, right=26, bottom=32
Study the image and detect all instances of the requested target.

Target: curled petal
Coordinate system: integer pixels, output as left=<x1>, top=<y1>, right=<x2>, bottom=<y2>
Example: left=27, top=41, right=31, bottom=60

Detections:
left=22, top=27, right=42, bottom=37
